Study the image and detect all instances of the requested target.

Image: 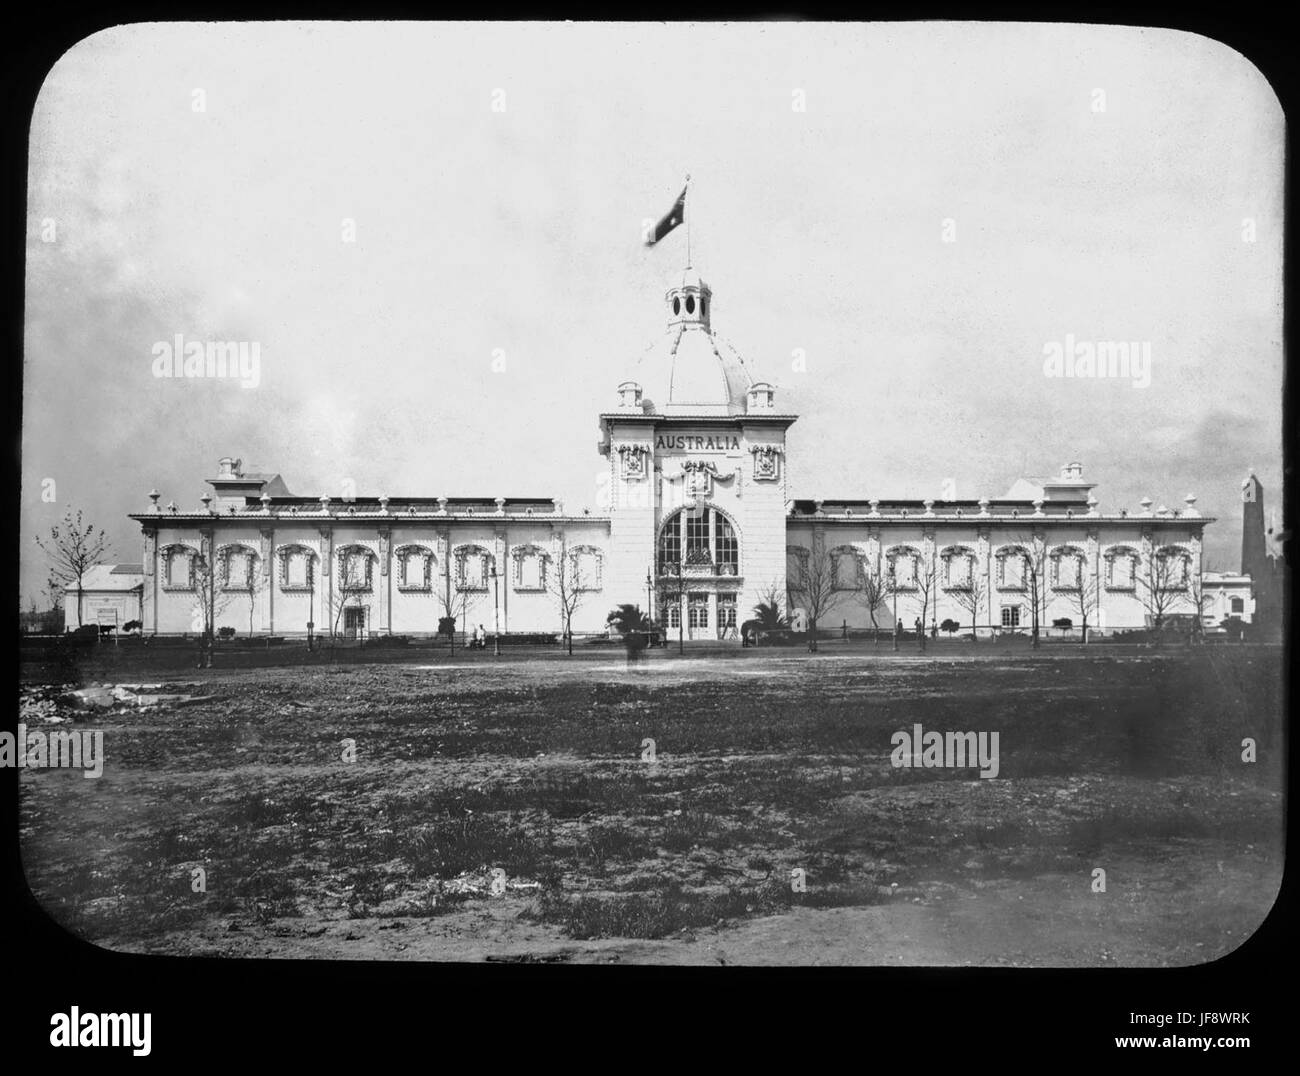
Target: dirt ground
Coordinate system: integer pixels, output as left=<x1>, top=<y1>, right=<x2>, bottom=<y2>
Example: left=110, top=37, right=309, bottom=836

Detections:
left=18, top=645, right=1285, bottom=965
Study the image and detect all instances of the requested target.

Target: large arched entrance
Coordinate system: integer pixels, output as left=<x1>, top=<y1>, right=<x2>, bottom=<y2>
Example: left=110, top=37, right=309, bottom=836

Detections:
left=655, top=505, right=741, bottom=640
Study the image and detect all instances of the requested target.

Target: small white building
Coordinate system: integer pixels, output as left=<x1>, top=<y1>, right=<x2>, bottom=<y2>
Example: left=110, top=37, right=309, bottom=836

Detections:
left=65, top=564, right=144, bottom=632
left=1200, top=570, right=1253, bottom=628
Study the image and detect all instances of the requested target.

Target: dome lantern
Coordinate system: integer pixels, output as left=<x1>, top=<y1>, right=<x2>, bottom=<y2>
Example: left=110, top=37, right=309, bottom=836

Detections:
left=665, top=267, right=712, bottom=331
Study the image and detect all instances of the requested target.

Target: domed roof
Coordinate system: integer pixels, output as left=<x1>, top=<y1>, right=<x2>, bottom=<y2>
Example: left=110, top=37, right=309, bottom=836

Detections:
left=627, top=269, right=758, bottom=415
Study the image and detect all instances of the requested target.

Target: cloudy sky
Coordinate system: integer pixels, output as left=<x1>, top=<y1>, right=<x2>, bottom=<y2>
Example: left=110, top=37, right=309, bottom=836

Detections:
left=22, top=21, right=1283, bottom=603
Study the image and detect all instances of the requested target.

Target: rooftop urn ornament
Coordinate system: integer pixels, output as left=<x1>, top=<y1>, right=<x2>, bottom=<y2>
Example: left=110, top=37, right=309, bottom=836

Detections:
left=495, top=497, right=506, bottom=516
left=1032, top=498, right=1045, bottom=517
left=378, top=495, right=390, bottom=514
left=978, top=497, right=990, bottom=516
left=260, top=491, right=272, bottom=511
left=617, top=381, right=643, bottom=410
left=148, top=489, right=161, bottom=513
left=437, top=497, right=448, bottom=515
left=1140, top=496, right=1153, bottom=516
left=1086, top=493, right=1099, bottom=516
left=923, top=499, right=935, bottom=516
left=868, top=499, right=881, bottom=517
left=1184, top=493, right=1199, bottom=516
left=200, top=492, right=213, bottom=513
left=320, top=495, right=331, bottom=512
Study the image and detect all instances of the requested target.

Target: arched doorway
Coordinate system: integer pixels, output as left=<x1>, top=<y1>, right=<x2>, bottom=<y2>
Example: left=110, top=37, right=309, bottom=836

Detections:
left=656, top=505, right=741, bottom=640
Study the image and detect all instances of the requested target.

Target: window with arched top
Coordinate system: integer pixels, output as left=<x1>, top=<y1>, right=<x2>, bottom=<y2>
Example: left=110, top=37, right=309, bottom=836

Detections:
left=672, top=296, right=681, bottom=315
left=454, top=545, right=493, bottom=591
left=658, top=507, right=739, bottom=576
left=1153, top=545, right=1191, bottom=591
left=885, top=545, right=921, bottom=591
left=686, top=295, right=695, bottom=314
left=1050, top=545, right=1086, bottom=590
left=786, top=545, right=810, bottom=583
left=829, top=546, right=863, bottom=591
left=337, top=545, right=376, bottom=592
left=994, top=545, right=1031, bottom=590
left=395, top=544, right=434, bottom=591
left=568, top=545, right=603, bottom=591
left=277, top=545, right=317, bottom=591
left=161, top=544, right=198, bottom=590
left=940, top=545, right=976, bottom=590
left=217, top=544, right=258, bottom=590
left=511, top=544, right=549, bottom=591
left=1103, top=546, right=1139, bottom=590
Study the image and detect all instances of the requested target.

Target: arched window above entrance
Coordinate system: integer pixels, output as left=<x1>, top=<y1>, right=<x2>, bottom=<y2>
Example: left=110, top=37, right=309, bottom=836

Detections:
left=657, top=506, right=739, bottom=576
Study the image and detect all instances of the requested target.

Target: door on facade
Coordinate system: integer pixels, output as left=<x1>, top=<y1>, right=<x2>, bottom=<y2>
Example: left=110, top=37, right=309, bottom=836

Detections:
left=716, top=594, right=737, bottom=641
left=687, top=592, right=710, bottom=641
left=344, top=606, right=365, bottom=640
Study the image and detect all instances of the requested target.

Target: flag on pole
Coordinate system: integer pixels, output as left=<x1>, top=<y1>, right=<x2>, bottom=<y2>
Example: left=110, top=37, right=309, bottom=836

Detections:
left=645, top=184, right=687, bottom=246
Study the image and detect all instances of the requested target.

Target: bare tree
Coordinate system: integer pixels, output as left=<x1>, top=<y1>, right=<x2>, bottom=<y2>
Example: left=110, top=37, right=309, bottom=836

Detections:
left=327, top=550, right=375, bottom=646
left=189, top=553, right=234, bottom=666
left=1135, top=544, right=1192, bottom=640
left=35, top=509, right=112, bottom=629
left=1185, top=569, right=1208, bottom=646
left=911, top=554, right=939, bottom=652
left=437, top=578, right=472, bottom=654
left=787, top=544, right=843, bottom=653
left=1003, top=534, right=1051, bottom=649
left=949, top=573, right=988, bottom=642
left=853, top=557, right=893, bottom=645
left=236, top=552, right=266, bottom=636
left=1064, top=567, right=1101, bottom=644
left=546, top=538, right=589, bottom=656
left=44, top=574, right=66, bottom=617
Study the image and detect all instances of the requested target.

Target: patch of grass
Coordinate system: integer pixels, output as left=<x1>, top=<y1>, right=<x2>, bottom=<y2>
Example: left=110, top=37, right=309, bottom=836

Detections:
left=403, top=814, right=554, bottom=879
left=532, top=873, right=892, bottom=939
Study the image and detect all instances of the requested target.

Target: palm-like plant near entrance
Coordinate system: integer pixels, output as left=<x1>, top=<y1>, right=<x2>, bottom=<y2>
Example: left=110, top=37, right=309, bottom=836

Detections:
left=607, top=603, right=653, bottom=658
left=752, top=599, right=789, bottom=632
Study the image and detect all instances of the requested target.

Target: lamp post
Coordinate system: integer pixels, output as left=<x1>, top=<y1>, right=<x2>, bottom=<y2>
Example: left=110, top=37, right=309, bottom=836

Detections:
left=892, top=583, right=899, bottom=652
left=675, top=558, right=684, bottom=655
left=645, top=568, right=654, bottom=645
left=491, top=563, right=501, bottom=656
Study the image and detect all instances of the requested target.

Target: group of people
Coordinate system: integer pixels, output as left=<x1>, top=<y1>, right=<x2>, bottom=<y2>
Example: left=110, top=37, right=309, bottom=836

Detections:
left=468, top=624, right=490, bottom=649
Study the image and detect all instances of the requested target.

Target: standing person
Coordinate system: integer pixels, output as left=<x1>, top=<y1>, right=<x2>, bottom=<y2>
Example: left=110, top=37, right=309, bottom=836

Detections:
left=930, top=619, right=938, bottom=639
left=477, top=624, right=487, bottom=650
left=470, top=624, right=480, bottom=649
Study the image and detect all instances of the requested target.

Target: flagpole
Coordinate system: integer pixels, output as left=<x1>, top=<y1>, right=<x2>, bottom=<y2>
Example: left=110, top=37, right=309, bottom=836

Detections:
left=684, top=172, right=691, bottom=269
